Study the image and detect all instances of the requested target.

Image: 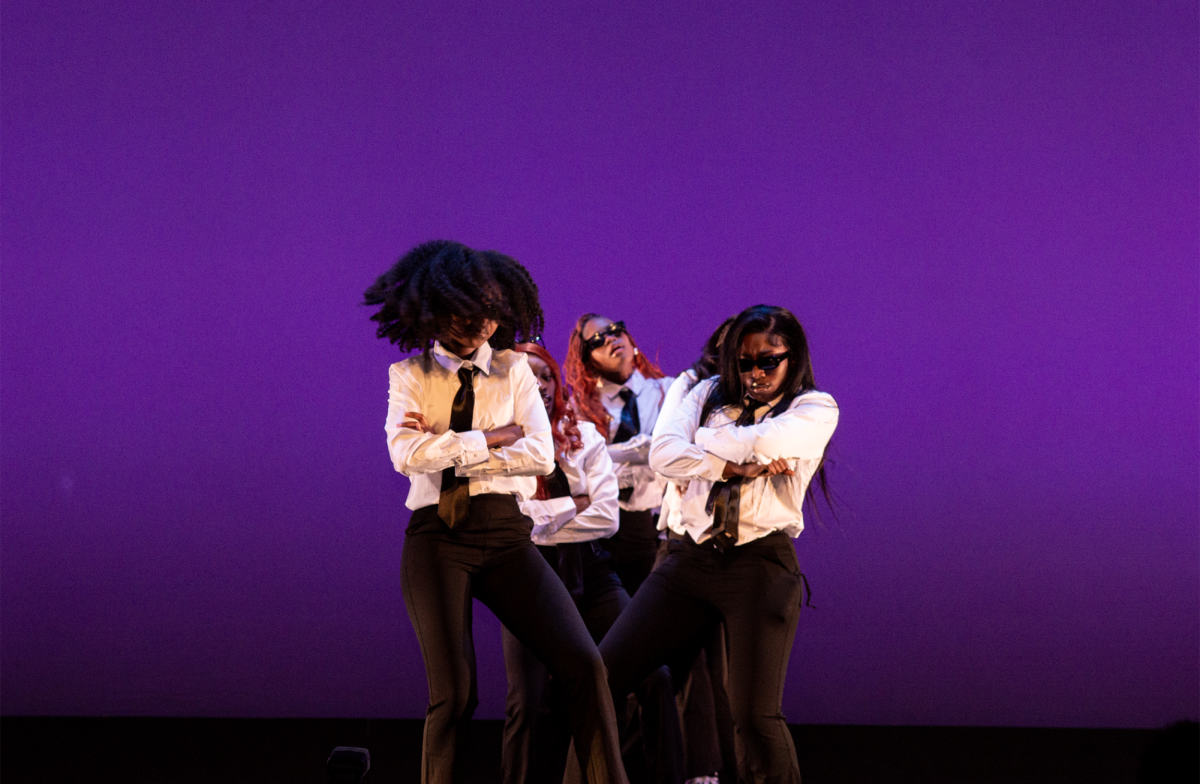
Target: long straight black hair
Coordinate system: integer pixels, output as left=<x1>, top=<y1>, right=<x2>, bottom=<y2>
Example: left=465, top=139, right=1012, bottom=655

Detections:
left=699, top=304, right=832, bottom=512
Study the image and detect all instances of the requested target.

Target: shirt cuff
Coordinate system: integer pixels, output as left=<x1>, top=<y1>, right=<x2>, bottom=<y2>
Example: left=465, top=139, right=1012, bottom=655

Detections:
left=457, top=430, right=490, bottom=467
left=698, top=450, right=728, bottom=482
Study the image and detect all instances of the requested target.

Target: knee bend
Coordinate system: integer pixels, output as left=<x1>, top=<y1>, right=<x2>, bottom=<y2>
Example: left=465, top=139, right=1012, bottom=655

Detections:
left=429, top=685, right=479, bottom=723
left=550, top=643, right=608, bottom=687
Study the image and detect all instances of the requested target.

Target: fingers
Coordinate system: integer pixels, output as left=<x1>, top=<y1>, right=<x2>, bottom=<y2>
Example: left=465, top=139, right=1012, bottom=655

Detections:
left=765, top=458, right=795, bottom=476
left=403, top=411, right=433, bottom=433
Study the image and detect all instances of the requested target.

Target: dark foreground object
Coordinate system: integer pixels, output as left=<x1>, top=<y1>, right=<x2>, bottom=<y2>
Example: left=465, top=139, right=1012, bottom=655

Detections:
left=0, top=716, right=1165, bottom=784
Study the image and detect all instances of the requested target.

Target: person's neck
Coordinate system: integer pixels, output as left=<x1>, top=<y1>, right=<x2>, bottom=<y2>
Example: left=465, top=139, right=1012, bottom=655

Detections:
left=599, top=368, right=632, bottom=386
left=441, top=340, right=479, bottom=361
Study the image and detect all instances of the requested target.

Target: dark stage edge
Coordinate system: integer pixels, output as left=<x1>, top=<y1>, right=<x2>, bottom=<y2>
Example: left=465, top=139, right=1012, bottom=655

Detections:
left=0, top=716, right=1163, bottom=783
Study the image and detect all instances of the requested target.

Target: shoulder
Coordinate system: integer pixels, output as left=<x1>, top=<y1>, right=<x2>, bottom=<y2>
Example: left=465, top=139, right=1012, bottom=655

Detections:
left=577, top=420, right=603, bottom=446
left=487, top=348, right=531, bottom=377
left=787, top=390, right=839, bottom=417
left=653, top=375, right=676, bottom=394
left=390, top=356, right=430, bottom=382
left=690, top=376, right=719, bottom=399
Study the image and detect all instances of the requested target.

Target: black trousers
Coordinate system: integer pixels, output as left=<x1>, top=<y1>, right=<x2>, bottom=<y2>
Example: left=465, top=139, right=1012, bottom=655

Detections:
left=599, top=532, right=805, bottom=784
left=502, top=544, right=627, bottom=784
left=653, top=541, right=735, bottom=782
left=505, top=544, right=684, bottom=784
left=604, top=508, right=659, bottom=596
left=400, top=496, right=627, bottom=784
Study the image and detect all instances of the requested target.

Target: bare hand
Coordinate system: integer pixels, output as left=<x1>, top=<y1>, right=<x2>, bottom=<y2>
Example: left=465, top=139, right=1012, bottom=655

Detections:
left=404, top=411, right=435, bottom=434
left=764, top=458, right=795, bottom=477
left=722, top=461, right=766, bottom=479
left=485, top=424, right=524, bottom=449
left=572, top=495, right=591, bottom=515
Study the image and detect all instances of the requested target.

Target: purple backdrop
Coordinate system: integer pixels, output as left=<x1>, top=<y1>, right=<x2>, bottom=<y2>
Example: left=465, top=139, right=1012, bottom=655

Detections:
left=2, top=0, right=1196, bottom=727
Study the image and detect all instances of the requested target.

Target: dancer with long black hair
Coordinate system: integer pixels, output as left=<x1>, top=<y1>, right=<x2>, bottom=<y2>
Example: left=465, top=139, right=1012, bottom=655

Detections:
left=603, top=304, right=838, bottom=784
left=364, top=241, right=627, bottom=784
left=500, top=342, right=625, bottom=784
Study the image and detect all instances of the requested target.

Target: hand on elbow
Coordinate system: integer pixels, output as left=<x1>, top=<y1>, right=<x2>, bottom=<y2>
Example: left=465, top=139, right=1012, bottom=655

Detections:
left=722, top=458, right=794, bottom=479
left=485, top=424, right=524, bottom=449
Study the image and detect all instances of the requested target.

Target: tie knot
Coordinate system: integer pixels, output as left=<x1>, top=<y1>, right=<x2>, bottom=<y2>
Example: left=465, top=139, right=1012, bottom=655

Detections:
left=737, top=398, right=766, bottom=425
left=618, top=387, right=634, bottom=403
left=458, top=366, right=476, bottom=385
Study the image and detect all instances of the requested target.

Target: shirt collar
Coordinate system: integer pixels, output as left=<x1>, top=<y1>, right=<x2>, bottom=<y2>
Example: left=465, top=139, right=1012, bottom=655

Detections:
left=599, top=368, right=645, bottom=403
left=433, top=340, right=493, bottom=377
left=740, top=391, right=784, bottom=420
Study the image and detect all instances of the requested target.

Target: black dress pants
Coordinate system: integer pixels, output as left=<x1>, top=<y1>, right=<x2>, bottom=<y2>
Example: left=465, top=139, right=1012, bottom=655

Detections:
left=400, top=496, right=627, bottom=784
left=506, top=545, right=684, bottom=784
left=604, top=509, right=660, bottom=596
left=501, top=544, right=628, bottom=784
left=599, top=533, right=805, bottom=784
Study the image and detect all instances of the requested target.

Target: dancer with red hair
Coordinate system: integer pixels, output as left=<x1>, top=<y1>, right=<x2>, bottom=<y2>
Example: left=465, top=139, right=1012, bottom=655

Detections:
left=563, top=315, right=673, bottom=596
left=500, top=343, right=625, bottom=784
left=563, top=315, right=684, bottom=784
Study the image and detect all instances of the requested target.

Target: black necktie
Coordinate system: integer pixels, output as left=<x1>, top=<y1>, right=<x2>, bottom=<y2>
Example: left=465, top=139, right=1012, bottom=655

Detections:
left=614, top=387, right=640, bottom=502
left=543, top=462, right=585, bottom=601
left=704, top=398, right=767, bottom=551
left=613, top=387, right=640, bottom=443
left=438, top=366, right=476, bottom=528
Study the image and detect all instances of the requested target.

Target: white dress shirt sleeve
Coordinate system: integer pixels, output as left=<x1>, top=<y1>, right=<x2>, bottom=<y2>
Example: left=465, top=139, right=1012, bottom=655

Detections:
left=606, top=432, right=652, bottom=466
left=555, top=425, right=620, bottom=541
left=653, top=372, right=696, bottom=439
left=648, top=379, right=727, bottom=483
left=456, top=355, right=556, bottom=478
left=694, top=391, right=839, bottom=465
left=523, top=423, right=621, bottom=543
left=385, top=363, right=490, bottom=476
left=521, top=497, right=579, bottom=539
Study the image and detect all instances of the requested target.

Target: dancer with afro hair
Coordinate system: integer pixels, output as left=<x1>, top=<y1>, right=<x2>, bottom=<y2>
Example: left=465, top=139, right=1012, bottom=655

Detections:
left=365, top=241, right=628, bottom=784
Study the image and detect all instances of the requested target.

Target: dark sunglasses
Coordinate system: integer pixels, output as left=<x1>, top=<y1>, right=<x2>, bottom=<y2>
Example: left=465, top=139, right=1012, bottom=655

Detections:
left=582, top=320, right=627, bottom=352
left=738, top=353, right=790, bottom=373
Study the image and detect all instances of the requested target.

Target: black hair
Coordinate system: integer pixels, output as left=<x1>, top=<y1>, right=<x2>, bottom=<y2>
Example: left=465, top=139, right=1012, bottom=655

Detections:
left=363, top=240, right=544, bottom=354
left=699, top=304, right=832, bottom=513
left=689, top=315, right=737, bottom=383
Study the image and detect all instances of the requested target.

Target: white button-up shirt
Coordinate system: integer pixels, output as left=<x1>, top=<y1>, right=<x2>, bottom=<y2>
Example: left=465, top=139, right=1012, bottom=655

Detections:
left=520, top=421, right=620, bottom=545
left=385, top=341, right=555, bottom=510
left=597, top=369, right=675, bottom=512
left=649, top=377, right=839, bottom=544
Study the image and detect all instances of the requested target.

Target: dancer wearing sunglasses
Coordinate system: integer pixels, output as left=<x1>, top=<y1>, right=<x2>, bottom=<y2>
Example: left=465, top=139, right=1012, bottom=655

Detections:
left=364, top=242, right=627, bottom=784
left=500, top=342, right=624, bottom=784
left=564, top=315, right=673, bottom=596
left=563, top=314, right=684, bottom=784
left=601, top=305, right=838, bottom=784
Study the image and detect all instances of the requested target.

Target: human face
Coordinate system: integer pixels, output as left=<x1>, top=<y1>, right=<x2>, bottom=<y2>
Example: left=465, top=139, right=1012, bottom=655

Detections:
left=440, top=316, right=498, bottom=359
left=582, top=316, right=635, bottom=383
left=738, top=331, right=789, bottom=402
left=527, top=355, right=557, bottom=414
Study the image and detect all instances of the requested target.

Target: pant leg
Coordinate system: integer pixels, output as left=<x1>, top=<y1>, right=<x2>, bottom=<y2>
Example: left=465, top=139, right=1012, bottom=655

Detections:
left=501, top=624, right=552, bottom=784
left=400, top=508, right=483, bottom=784
left=704, top=626, right=738, bottom=784
left=710, top=536, right=804, bottom=784
left=475, top=539, right=628, bottom=784
left=608, top=509, right=659, bottom=596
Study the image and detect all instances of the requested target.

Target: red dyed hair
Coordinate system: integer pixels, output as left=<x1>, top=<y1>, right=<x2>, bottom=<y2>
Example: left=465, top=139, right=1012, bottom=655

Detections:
left=563, top=313, right=665, bottom=441
left=514, top=342, right=584, bottom=456
left=515, top=342, right=585, bottom=502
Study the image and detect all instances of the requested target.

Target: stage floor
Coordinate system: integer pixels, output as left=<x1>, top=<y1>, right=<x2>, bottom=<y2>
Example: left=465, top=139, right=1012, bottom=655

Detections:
left=0, top=716, right=1165, bottom=783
